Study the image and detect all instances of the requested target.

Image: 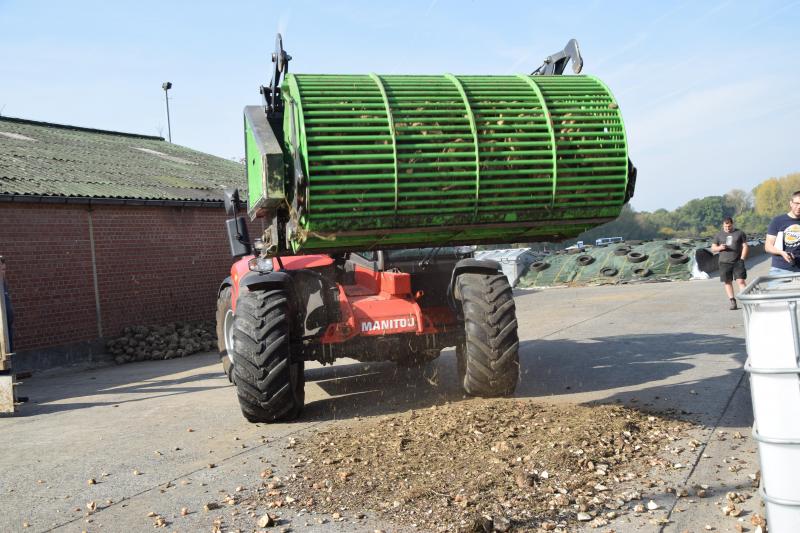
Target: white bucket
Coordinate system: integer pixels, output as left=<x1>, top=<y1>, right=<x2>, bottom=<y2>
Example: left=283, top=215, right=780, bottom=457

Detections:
left=748, top=365, right=800, bottom=439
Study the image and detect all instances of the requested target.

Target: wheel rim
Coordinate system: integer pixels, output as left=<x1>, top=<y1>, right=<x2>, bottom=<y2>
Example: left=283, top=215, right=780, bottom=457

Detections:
left=223, top=309, right=235, bottom=364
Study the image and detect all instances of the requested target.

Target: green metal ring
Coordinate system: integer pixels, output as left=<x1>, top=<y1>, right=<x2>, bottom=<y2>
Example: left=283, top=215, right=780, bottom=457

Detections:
left=368, top=73, right=399, bottom=214
left=516, top=74, right=557, bottom=205
left=444, top=73, right=481, bottom=218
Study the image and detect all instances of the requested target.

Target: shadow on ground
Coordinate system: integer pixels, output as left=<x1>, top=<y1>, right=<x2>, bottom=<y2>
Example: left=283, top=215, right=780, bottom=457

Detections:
left=12, top=353, right=228, bottom=416
left=302, top=332, right=747, bottom=425
left=12, top=331, right=747, bottom=425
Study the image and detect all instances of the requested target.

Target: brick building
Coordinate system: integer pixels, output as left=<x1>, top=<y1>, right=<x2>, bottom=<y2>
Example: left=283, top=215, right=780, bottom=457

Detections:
left=0, top=116, right=252, bottom=371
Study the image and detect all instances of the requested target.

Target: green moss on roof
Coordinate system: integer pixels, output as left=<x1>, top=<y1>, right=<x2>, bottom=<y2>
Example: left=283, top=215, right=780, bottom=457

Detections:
left=0, top=116, right=246, bottom=202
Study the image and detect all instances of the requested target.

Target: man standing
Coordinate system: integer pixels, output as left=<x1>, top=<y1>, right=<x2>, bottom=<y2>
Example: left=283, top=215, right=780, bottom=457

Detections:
left=711, top=217, right=749, bottom=310
left=765, top=190, right=800, bottom=277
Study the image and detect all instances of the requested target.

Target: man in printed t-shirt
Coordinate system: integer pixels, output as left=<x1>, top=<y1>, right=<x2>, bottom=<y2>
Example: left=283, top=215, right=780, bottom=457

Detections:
left=711, top=217, right=749, bottom=310
left=765, top=190, right=800, bottom=277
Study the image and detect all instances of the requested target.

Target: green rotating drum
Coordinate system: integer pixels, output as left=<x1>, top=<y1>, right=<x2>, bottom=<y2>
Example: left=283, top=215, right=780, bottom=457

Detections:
left=245, top=73, right=632, bottom=254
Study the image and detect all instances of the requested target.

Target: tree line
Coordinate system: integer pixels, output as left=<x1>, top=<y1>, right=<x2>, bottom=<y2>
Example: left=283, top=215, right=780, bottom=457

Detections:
left=571, top=171, right=800, bottom=245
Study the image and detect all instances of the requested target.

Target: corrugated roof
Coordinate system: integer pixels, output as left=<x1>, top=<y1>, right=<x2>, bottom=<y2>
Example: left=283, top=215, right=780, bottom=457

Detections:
left=0, top=116, right=246, bottom=203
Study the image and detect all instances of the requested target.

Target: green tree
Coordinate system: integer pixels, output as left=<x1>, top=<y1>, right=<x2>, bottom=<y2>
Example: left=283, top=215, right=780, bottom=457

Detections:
left=754, top=178, right=783, bottom=216
left=735, top=211, right=770, bottom=237
left=672, top=196, right=728, bottom=236
left=724, top=189, right=752, bottom=216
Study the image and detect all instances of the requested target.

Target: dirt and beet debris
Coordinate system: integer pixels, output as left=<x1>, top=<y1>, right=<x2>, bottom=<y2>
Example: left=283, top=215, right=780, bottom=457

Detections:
left=253, top=399, right=700, bottom=532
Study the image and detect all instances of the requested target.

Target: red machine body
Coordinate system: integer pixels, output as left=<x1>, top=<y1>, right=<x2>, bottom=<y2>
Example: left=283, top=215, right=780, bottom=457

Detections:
left=228, top=253, right=459, bottom=349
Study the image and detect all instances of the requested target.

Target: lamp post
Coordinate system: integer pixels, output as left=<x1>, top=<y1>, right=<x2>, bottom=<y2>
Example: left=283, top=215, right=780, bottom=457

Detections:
left=162, top=82, right=173, bottom=142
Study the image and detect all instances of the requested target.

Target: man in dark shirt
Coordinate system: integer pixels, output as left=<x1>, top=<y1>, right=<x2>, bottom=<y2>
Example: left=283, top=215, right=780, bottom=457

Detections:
left=711, top=217, right=749, bottom=310
left=765, top=190, right=800, bottom=277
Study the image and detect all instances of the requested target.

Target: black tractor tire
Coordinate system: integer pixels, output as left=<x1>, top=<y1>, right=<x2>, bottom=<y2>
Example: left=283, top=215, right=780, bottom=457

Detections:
left=456, top=342, right=467, bottom=386
left=626, top=252, right=648, bottom=263
left=577, top=254, right=595, bottom=266
left=531, top=261, right=550, bottom=272
left=633, top=267, right=653, bottom=277
left=600, top=267, right=618, bottom=277
left=668, top=252, right=690, bottom=265
left=456, top=272, right=519, bottom=397
left=231, top=289, right=305, bottom=423
left=613, top=246, right=631, bottom=256
left=215, top=287, right=235, bottom=383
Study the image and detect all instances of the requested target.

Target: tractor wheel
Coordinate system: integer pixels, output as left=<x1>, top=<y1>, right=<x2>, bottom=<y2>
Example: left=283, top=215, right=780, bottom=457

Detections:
left=231, top=289, right=305, bottom=423
left=456, top=341, right=467, bottom=385
left=456, top=272, right=519, bottom=397
left=215, top=287, right=235, bottom=383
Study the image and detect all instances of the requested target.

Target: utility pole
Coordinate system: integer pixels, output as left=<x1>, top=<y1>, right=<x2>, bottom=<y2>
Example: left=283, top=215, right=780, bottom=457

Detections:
left=162, top=82, right=173, bottom=142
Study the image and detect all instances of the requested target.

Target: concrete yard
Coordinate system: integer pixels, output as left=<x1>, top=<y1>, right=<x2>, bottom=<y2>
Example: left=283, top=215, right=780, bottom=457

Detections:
left=0, top=256, right=771, bottom=533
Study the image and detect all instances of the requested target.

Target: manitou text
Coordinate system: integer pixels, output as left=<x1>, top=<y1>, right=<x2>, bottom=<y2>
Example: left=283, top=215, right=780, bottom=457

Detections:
left=360, top=316, right=417, bottom=333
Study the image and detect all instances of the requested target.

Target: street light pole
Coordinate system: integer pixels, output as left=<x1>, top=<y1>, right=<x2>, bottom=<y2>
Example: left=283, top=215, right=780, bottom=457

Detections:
left=162, top=82, right=173, bottom=143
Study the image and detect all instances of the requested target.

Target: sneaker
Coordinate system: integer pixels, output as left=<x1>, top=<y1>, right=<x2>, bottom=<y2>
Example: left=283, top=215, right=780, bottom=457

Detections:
left=729, top=299, right=738, bottom=310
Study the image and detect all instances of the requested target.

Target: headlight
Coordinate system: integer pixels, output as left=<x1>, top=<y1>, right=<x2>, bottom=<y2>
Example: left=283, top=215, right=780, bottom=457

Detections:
left=248, top=256, right=274, bottom=272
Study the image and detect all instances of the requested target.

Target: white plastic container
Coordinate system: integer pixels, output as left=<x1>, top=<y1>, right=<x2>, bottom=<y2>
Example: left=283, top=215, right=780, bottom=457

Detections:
left=760, top=486, right=800, bottom=533
left=738, top=274, right=800, bottom=531
left=754, top=425, right=800, bottom=501
left=745, top=301, right=799, bottom=368
left=748, top=368, right=800, bottom=438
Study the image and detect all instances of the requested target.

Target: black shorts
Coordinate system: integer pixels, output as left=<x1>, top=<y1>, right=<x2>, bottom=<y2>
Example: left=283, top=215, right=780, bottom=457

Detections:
left=720, top=259, right=746, bottom=282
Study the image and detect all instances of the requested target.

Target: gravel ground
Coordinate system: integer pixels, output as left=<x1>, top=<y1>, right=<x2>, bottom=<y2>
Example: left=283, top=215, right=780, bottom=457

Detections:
left=241, top=399, right=717, bottom=532
left=2, top=257, right=770, bottom=533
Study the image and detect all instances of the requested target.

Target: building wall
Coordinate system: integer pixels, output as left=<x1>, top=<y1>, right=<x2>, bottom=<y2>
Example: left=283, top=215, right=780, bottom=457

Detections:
left=0, top=203, right=260, bottom=354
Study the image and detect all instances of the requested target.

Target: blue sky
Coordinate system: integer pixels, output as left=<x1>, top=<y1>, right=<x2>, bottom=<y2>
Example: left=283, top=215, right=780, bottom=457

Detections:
left=1, top=0, right=798, bottom=211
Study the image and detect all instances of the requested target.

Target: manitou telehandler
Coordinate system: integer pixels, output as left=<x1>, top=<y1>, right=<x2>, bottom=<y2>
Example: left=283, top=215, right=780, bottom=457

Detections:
left=217, top=35, right=636, bottom=422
